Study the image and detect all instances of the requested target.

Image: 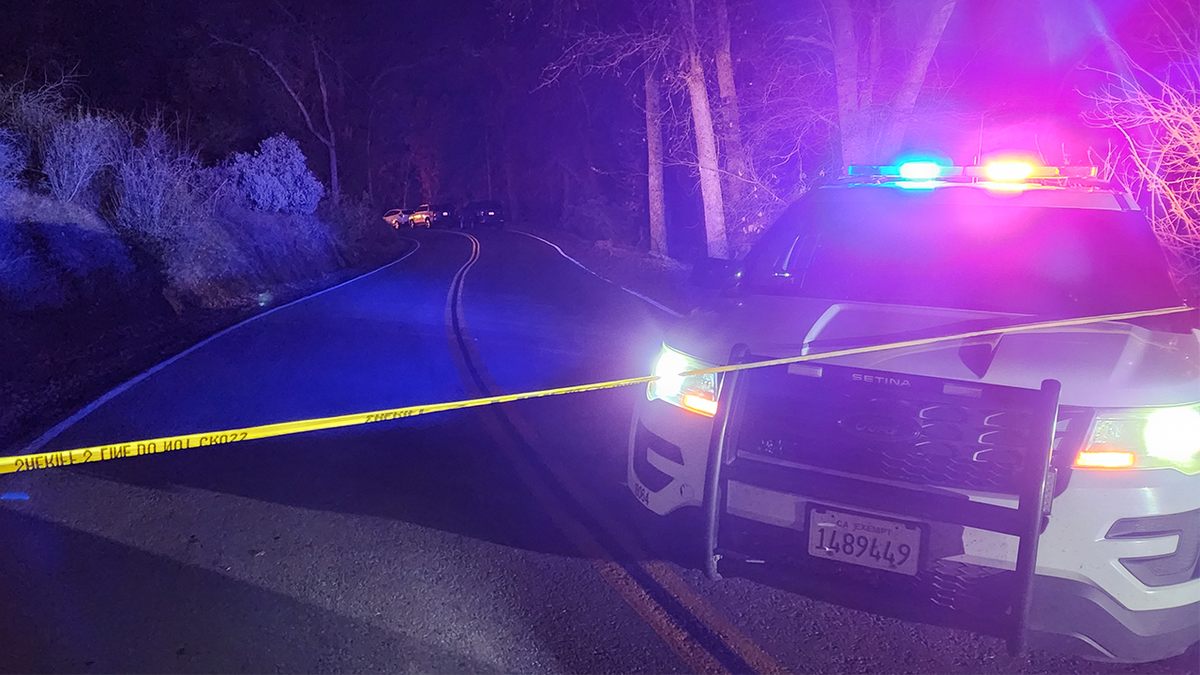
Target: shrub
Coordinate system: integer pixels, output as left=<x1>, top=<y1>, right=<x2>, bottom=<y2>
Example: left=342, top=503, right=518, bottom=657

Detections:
left=229, top=134, right=324, bottom=214
left=161, top=205, right=345, bottom=309
left=114, top=127, right=203, bottom=247
left=0, top=73, right=75, bottom=176
left=44, top=113, right=128, bottom=204
left=318, top=194, right=408, bottom=267
left=0, top=128, right=24, bottom=196
left=562, top=194, right=635, bottom=243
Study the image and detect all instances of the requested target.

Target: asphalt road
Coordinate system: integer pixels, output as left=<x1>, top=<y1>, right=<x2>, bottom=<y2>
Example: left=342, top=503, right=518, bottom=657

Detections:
left=1, top=230, right=1195, bottom=674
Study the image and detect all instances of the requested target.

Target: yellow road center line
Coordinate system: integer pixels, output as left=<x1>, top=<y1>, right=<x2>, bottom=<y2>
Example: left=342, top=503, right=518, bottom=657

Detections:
left=472, top=367, right=791, bottom=674
left=442, top=232, right=727, bottom=673
left=643, top=561, right=791, bottom=675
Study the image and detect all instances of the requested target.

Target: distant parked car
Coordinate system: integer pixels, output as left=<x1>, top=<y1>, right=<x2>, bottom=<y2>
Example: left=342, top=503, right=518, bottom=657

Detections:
left=462, top=200, right=506, bottom=229
left=430, top=203, right=459, bottom=229
left=407, top=204, right=434, bottom=228
left=382, top=208, right=414, bottom=229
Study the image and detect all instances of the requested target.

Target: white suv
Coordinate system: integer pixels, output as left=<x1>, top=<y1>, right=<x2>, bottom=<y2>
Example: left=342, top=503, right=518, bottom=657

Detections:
left=628, top=164, right=1199, bottom=663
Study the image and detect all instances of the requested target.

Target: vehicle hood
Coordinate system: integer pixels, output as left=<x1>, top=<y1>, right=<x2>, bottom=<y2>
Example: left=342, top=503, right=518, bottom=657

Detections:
left=667, top=295, right=1200, bottom=408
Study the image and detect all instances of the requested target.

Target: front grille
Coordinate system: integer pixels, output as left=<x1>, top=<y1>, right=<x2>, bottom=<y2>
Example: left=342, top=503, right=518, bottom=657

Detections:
left=707, top=354, right=1061, bottom=653
left=734, top=365, right=1051, bottom=494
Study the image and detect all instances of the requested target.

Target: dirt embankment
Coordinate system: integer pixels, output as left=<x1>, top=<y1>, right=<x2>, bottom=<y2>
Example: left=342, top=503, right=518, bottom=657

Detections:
left=1, top=211, right=413, bottom=455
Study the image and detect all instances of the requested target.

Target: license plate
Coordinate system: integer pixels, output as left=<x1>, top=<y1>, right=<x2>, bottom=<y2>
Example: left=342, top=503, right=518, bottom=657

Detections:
left=806, top=506, right=922, bottom=576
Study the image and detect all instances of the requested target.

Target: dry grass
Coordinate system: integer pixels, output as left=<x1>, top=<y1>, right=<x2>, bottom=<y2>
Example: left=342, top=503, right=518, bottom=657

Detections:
left=0, top=188, right=114, bottom=234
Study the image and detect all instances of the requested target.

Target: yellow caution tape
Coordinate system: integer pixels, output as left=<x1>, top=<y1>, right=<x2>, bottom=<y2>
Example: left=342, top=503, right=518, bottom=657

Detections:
left=1, top=305, right=1191, bottom=475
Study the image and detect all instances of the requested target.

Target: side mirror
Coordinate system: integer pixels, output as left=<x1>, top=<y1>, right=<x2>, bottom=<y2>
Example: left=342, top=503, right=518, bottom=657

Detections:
left=691, top=257, right=743, bottom=291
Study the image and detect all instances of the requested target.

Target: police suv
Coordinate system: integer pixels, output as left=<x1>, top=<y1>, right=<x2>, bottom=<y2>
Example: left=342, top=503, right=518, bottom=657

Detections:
left=628, top=162, right=1199, bottom=663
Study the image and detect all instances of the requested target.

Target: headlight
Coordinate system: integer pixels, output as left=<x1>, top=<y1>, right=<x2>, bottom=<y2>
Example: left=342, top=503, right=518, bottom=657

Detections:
left=648, top=344, right=720, bottom=417
left=1075, top=404, right=1200, bottom=474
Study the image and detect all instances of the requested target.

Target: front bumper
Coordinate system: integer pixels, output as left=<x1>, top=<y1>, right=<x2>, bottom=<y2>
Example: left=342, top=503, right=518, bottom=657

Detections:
left=629, top=396, right=1200, bottom=663
left=1029, top=574, right=1198, bottom=663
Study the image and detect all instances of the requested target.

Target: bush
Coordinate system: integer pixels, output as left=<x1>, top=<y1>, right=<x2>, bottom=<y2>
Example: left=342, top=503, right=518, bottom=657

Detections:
left=44, top=113, right=128, bottom=204
left=229, top=134, right=324, bottom=214
left=162, top=205, right=344, bottom=308
left=0, top=73, right=74, bottom=177
left=114, top=127, right=204, bottom=247
left=108, top=128, right=348, bottom=309
left=561, top=194, right=637, bottom=243
left=0, top=128, right=24, bottom=196
left=317, top=195, right=411, bottom=268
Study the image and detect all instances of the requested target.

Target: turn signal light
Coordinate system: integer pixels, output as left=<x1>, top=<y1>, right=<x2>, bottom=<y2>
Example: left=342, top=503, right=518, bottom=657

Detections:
left=683, top=394, right=718, bottom=417
left=1075, top=449, right=1137, bottom=469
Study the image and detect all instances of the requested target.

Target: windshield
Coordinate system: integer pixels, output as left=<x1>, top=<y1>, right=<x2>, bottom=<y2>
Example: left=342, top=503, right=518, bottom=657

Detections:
left=744, top=185, right=1183, bottom=317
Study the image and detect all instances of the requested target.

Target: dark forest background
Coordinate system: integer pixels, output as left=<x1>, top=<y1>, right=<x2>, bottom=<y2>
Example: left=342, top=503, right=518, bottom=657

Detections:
left=3, top=0, right=1184, bottom=262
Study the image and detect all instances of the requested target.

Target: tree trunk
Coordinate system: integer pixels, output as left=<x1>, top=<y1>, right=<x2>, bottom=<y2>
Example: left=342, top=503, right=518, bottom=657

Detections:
left=644, top=65, right=668, bottom=257
left=829, top=0, right=867, bottom=167
left=686, top=52, right=729, bottom=259
left=401, top=154, right=412, bottom=207
left=313, top=40, right=340, bottom=203
left=679, top=0, right=728, bottom=259
left=327, top=141, right=339, bottom=204
left=504, top=143, right=520, bottom=225
left=879, top=0, right=957, bottom=158
left=365, top=107, right=375, bottom=205
left=713, top=0, right=747, bottom=202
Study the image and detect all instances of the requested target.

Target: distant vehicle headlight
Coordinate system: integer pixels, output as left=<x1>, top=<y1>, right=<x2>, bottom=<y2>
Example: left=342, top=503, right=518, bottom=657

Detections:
left=1076, top=404, right=1200, bottom=474
left=648, top=344, right=720, bottom=417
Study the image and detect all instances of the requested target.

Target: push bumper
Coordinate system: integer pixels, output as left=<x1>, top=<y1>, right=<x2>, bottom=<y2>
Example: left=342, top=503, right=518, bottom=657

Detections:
left=629, top=361, right=1200, bottom=663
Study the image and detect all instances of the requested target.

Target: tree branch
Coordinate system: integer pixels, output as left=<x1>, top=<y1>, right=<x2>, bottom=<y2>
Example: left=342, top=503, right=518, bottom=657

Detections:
left=211, top=35, right=331, bottom=146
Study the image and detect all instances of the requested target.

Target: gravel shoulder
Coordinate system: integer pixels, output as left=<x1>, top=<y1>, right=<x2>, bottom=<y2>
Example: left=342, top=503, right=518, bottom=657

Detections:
left=515, top=226, right=702, bottom=317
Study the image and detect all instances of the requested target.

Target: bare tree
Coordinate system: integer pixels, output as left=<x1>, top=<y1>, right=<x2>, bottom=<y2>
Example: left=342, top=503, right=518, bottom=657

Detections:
left=644, top=61, right=668, bottom=256
left=213, top=34, right=342, bottom=203
left=826, top=0, right=957, bottom=166
left=712, top=0, right=747, bottom=202
left=542, top=13, right=689, bottom=255
left=1090, top=5, right=1200, bottom=301
left=542, top=0, right=738, bottom=257
left=678, top=0, right=729, bottom=258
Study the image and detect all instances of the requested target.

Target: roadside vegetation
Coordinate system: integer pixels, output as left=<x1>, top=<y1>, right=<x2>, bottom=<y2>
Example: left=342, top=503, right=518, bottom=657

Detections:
left=1, top=76, right=397, bottom=313
left=0, top=74, right=406, bottom=452
left=1089, top=3, right=1200, bottom=304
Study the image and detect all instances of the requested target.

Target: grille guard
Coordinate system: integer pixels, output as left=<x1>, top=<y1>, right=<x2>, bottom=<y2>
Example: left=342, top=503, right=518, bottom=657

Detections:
left=701, top=344, right=1061, bottom=656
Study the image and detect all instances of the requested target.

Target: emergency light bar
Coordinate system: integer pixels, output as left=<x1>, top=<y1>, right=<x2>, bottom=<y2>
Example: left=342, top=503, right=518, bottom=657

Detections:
left=847, top=162, right=1098, bottom=182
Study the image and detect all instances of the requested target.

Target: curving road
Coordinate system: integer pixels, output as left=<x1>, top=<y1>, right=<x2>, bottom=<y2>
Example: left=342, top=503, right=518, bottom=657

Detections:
left=0, top=230, right=1191, bottom=674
